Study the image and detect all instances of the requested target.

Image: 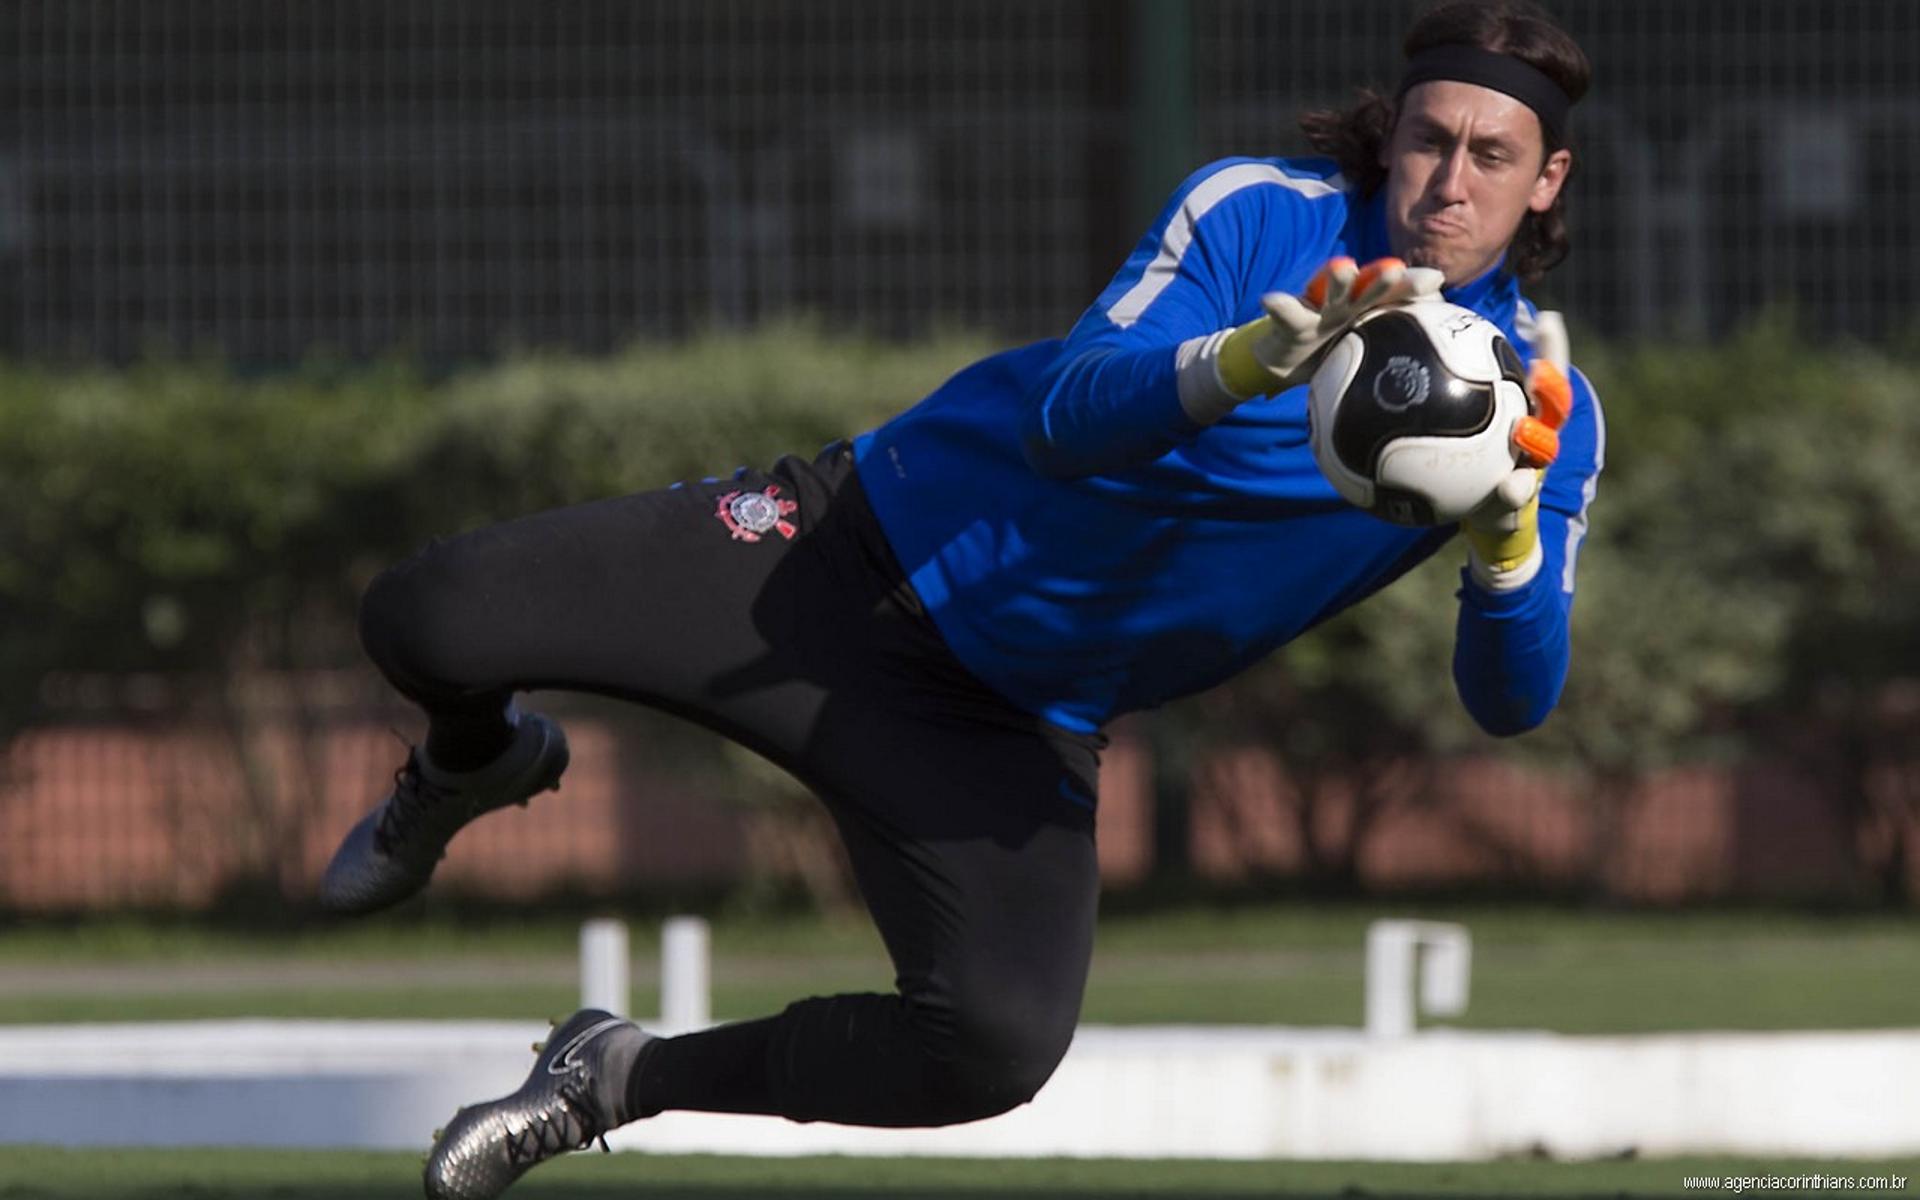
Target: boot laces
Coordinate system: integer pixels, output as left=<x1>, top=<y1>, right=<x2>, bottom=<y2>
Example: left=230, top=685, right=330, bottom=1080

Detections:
left=503, top=1080, right=611, bottom=1166
left=373, top=745, right=454, bottom=856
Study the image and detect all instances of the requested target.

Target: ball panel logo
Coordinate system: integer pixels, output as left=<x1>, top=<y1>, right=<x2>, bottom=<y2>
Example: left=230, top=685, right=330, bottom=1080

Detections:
left=1373, top=355, right=1431, bottom=413
left=715, top=485, right=798, bottom=543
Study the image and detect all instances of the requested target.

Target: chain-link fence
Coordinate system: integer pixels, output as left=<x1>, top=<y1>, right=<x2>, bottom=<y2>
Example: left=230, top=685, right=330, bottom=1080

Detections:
left=7, top=1, right=1919, bottom=364
left=5, top=1, right=1117, bottom=361
left=1194, top=0, right=1920, bottom=342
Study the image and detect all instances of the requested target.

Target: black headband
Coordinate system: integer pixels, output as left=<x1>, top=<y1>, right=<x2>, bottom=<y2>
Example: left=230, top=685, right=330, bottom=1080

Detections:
left=1396, top=45, right=1573, bottom=146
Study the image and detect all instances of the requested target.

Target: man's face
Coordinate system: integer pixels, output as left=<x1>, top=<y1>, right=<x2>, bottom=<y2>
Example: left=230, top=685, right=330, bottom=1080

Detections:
left=1379, top=80, right=1572, bottom=285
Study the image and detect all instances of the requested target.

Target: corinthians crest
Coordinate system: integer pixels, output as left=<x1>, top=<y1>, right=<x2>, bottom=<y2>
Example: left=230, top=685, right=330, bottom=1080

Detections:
left=715, top=485, right=798, bottom=543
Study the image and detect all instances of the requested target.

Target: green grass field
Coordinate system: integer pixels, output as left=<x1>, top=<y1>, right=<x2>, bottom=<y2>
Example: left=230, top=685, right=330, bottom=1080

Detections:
left=3, top=904, right=1919, bottom=1032
left=1, top=1148, right=1913, bottom=1199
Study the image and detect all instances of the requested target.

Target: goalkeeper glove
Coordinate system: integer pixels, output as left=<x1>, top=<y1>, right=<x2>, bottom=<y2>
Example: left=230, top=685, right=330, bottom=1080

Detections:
left=1461, top=312, right=1575, bottom=591
left=1176, top=256, right=1444, bottom=425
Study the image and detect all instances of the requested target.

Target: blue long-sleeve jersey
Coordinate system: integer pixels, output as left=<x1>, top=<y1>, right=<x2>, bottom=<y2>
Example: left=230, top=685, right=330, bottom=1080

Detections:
left=852, top=156, right=1604, bottom=736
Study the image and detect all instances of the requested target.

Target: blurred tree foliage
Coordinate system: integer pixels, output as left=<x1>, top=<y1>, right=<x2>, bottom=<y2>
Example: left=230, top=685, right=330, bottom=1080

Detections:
left=1176, top=317, right=1920, bottom=898
left=2, top=320, right=1917, bottom=900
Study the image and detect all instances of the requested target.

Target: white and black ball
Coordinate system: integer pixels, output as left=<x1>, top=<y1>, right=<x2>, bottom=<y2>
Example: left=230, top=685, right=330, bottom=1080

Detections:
left=1308, top=301, right=1529, bottom=526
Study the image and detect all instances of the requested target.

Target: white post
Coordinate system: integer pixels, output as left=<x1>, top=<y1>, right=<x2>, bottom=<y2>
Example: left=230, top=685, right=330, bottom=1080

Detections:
left=1365, top=921, right=1418, bottom=1038
left=660, top=915, right=711, bottom=1031
left=1365, top=919, right=1471, bottom=1038
left=1419, top=926, right=1472, bottom=1019
left=579, top=918, right=630, bottom=1017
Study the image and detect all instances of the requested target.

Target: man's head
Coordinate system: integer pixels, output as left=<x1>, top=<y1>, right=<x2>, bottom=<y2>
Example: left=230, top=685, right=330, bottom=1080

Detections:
left=1300, top=1, right=1591, bottom=285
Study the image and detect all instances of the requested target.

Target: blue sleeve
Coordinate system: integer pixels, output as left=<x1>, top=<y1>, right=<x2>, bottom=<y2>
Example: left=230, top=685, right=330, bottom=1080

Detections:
left=1451, top=365, right=1605, bottom=735
left=1018, top=158, right=1343, bottom=479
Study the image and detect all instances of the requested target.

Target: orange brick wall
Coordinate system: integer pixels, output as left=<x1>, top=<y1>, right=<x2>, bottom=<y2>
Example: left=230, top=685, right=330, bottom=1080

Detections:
left=0, top=721, right=1904, bottom=909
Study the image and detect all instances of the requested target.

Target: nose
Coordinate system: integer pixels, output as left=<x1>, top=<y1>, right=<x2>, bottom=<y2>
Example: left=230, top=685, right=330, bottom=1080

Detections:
left=1432, top=145, right=1471, bottom=204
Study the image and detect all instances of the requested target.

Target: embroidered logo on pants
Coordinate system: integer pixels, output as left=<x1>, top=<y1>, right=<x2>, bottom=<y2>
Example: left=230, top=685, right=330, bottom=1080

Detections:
left=715, top=485, right=798, bottom=542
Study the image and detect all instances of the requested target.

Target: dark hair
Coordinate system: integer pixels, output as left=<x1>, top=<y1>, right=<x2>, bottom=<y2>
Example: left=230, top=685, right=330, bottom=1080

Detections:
left=1298, top=0, right=1592, bottom=283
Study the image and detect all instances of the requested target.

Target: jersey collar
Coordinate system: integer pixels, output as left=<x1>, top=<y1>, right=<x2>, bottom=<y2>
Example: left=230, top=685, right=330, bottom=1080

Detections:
left=1442, top=257, right=1520, bottom=325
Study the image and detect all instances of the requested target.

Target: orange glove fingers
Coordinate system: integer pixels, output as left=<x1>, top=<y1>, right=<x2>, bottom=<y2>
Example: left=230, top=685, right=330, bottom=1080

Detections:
left=1302, top=257, right=1357, bottom=310
left=1527, top=359, right=1573, bottom=430
left=1512, top=416, right=1561, bottom=469
left=1347, top=256, right=1408, bottom=305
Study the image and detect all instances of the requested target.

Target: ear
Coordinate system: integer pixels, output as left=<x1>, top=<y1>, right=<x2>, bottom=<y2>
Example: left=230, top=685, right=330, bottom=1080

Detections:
left=1528, top=147, right=1572, bottom=214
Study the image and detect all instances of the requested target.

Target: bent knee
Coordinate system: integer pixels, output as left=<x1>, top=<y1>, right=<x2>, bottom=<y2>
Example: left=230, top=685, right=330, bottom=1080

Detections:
left=357, top=543, right=488, bottom=696
left=920, top=994, right=1078, bottom=1121
left=935, top=1047, right=1066, bottom=1121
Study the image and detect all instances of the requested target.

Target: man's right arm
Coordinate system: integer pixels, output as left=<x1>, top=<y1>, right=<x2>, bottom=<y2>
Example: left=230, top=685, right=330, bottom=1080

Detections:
left=1017, top=159, right=1342, bottom=480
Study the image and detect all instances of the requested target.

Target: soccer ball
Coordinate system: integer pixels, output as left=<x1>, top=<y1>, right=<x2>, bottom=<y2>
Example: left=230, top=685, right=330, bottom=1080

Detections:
left=1308, top=300, right=1529, bottom=527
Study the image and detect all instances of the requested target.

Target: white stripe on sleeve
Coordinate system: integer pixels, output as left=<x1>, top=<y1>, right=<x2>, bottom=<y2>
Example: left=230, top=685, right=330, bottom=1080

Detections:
left=1561, top=368, right=1605, bottom=595
left=1105, top=164, right=1343, bottom=330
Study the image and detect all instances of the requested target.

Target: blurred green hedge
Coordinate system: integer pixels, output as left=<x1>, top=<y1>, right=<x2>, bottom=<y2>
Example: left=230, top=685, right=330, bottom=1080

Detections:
left=0, top=324, right=995, bottom=722
left=4, top=320, right=1919, bottom=894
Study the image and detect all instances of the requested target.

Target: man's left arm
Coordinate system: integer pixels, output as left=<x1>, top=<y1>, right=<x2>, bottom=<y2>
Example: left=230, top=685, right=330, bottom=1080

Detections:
left=1451, top=362, right=1605, bottom=736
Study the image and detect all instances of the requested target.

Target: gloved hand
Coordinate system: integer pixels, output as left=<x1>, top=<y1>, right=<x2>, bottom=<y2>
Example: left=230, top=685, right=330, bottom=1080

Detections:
left=1215, top=256, right=1445, bottom=400
left=1462, top=313, right=1575, bottom=590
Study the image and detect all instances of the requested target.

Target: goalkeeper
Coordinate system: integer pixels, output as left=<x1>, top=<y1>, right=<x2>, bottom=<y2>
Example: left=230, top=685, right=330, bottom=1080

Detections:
left=319, top=2, right=1602, bottom=1196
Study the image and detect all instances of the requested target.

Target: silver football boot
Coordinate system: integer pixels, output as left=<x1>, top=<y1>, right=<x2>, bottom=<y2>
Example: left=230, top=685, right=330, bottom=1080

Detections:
left=424, top=1008, right=654, bottom=1200
left=318, top=712, right=569, bottom=915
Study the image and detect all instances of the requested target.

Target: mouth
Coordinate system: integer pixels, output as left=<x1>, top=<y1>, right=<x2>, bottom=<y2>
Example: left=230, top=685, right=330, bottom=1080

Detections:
left=1415, top=214, right=1466, bottom=238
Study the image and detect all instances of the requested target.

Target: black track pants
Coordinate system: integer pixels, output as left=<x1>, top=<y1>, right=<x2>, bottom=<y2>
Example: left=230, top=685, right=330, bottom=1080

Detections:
left=358, top=442, right=1103, bottom=1126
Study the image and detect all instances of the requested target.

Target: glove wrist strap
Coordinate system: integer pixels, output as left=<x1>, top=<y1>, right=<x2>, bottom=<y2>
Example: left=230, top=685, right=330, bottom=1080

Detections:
left=1466, top=539, right=1544, bottom=592
left=1175, top=329, right=1248, bottom=425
